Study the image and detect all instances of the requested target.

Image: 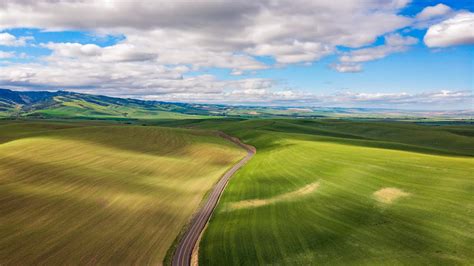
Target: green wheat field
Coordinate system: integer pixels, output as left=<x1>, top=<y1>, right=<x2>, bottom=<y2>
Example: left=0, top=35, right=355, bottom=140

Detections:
left=0, top=118, right=473, bottom=265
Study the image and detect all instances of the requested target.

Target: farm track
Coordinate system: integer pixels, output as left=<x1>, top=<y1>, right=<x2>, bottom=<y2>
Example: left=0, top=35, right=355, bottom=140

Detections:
left=171, top=132, right=255, bottom=266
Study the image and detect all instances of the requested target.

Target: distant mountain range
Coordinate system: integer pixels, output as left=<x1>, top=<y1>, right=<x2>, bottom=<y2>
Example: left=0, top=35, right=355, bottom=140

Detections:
left=0, top=88, right=231, bottom=119
left=0, top=88, right=472, bottom=120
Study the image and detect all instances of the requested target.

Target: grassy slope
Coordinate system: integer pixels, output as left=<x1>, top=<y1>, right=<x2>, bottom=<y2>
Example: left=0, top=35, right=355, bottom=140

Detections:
left=193, top=119, right=474, bottom=265
left=29, top=96, right=206, bottom=120
left=0, top=121, right=245, bottom=265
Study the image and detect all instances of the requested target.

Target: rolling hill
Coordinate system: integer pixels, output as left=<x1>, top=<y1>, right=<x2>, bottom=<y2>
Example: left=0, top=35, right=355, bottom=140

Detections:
left=151, top=118, right=474, bottom=265
left=0, top=120, right=246, bottom=264
left=204, top=121, right=473, bottom=265
left=1, top=113, right=473, bottom=264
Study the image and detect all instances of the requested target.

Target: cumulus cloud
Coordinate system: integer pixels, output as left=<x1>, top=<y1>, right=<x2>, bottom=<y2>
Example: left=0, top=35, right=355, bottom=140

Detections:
left=340, top=34, right=418, bottom=63
left=1, top=56, right=469, bottom=108
left=384, top=33, right=419, bottom=46
left=338, top=45, right=406, bottom=64
left=330, top=63, right=362, bottom=73
left=42, top=38, right=267, bottom=71
left=424, top=12, right=474, bottom=47
left=0, top=54, right=271, bottom=102
left=333, top=34, right=418, bottom=72
left=248, top=41, right=333, bottom=64
left=0, top=0, right=469, bottom=108
left=0, top=0, right=414, bottom=91
left=0, top=51, right=14, bottom=58
left=43, top=42, right=158, bottom=62
left=0, top=0, right=411, bottom=64
left=416, top=4, right=453, bottom=21
left=329, top=90, right=472, bottom=106
left=0, top=32, right=33, bottom=46
left=413, top=3, right=457, bottom=29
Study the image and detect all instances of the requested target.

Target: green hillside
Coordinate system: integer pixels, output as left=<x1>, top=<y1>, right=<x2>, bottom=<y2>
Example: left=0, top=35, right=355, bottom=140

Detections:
left=1, top=113, right=473, bottom=265
left=0, top=121, right=246, bottom=264
left=29, top=95, right=203, bottom=119
left=0, top=89, right=216, bottom=119
left=156, top=119, right=474, bottom=265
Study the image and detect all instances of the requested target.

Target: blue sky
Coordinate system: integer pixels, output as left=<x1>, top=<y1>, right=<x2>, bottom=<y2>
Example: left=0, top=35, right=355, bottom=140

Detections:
left=0, top=0, right=472, bottom=109
left=251, top=44, right=472, bottom=93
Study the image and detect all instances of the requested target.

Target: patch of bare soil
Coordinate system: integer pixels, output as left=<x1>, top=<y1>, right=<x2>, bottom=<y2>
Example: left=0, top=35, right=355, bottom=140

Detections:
left=227, top=181, right=320, bottom=210
left=373, top=187, right=410, bottom=204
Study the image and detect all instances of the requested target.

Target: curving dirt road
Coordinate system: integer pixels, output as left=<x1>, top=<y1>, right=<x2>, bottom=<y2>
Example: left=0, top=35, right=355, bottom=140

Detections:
left=171, top=133, right=255, bottom=266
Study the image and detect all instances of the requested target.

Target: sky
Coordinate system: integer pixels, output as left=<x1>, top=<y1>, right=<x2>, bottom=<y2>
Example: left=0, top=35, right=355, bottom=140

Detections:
left=0, top=0, right=472, bottom=110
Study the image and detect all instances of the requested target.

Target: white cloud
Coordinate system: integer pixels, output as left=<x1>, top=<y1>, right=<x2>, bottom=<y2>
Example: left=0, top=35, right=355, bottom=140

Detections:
left=248, top=41, right=333, bottom=64
left=413, top=3, right=456, bottom=29
left=43, top=43, right=101, bottom=57
left=230, top=70, right=244, bottom=76
left=43, top=42, right=157, bottom=62
left=0, top=51, right=14, bottom=58
left=0, top=55, right=271, bottom=101
left=1, top=57, right=469, bottom=108
left=0, top=0, right=414, bottom=87
left=331, top=63, right=362, bottom=73
left=334, top=33, right=418, bottom=72
left=416, top=4, right=452, bottom=21
left=0, top=32, right=32, bottom=46
left=328, top=90, right=473, bottom=107
left=0, top=0, right=411, bottom=65
left=339, top=45, right=407, bottom=63
left=42, top=38, right=268, bottom=71
left=384, top=33, right=418, bottom=46
left=424, top=12, right=474, bottom=47
left=0, top=0, right=468, bottom=109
